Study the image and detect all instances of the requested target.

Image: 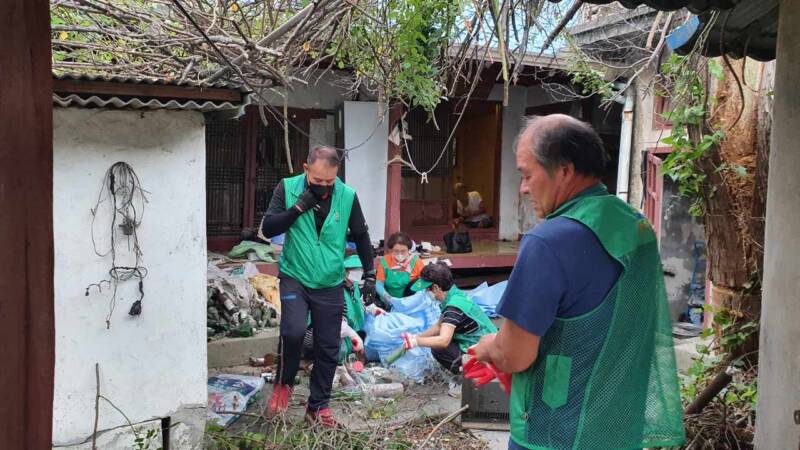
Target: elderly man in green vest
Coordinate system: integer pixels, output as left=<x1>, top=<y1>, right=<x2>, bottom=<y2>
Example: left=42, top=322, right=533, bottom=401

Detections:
left=261, top=146, right=376, bottom=428
left=466, top=114, right=685, bottom=450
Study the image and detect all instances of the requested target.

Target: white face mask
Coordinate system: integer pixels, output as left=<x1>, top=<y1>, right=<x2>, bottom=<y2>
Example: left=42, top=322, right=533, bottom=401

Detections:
left=427, top=290, right=438, bottom=302
left=394, top=253, right=408, bottom=263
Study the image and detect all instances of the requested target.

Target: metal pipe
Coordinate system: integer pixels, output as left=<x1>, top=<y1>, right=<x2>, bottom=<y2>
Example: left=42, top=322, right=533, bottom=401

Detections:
left=615, top=87, right=635, bottom=203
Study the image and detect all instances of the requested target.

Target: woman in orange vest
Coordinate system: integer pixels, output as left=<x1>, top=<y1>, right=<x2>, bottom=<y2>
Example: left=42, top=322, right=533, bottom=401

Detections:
left=376, top=232, right=425, bottom=308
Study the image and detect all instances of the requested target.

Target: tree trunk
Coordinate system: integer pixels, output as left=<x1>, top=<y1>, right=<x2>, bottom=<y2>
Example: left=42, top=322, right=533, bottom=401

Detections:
left=696, top=58, right=772, bottom=356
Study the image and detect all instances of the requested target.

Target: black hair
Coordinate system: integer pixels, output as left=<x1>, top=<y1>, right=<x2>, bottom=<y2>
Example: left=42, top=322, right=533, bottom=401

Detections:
left=420, top=262, right=454, bottom=291
left=387, top=232, right=413, bottom=250
left=520, top=115, right=609, bottom=177
left=307, top=146, right=341, bottom=167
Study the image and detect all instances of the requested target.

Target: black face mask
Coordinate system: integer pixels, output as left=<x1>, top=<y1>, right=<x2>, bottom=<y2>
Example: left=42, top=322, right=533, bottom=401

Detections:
left=308, top=182, right=332, bottom=200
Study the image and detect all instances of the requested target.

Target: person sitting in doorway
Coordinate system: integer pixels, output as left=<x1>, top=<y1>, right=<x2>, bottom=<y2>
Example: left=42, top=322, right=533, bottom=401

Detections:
left=454, top=182, right=493, bottom=228
left=376, top=232, right=425, bottom=307
left=400, top=262, right=497, bottom=374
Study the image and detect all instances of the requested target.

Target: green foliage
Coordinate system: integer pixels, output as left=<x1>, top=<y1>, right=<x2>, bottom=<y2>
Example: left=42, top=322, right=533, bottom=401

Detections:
left=132, top=427, right=161, bottom=450
left=332, top=0, right=462, bottom=113
left=567, top=59, right=613, bottom=99
left=205, top=421, right=415, bottom=450
left=680, top=303, right=759, bottom=418
left=658, top=54, right=727, bottom=217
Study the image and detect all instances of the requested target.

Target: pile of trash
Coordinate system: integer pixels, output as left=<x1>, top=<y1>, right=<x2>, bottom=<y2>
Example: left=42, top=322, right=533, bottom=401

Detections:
left=207, top=253, right=280, bottom=339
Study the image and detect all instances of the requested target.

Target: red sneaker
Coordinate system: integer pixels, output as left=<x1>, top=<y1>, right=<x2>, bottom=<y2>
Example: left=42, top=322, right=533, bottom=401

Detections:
left=266, top=384, right=293, bottom=417
left=304, top=407, right=339, bottom=429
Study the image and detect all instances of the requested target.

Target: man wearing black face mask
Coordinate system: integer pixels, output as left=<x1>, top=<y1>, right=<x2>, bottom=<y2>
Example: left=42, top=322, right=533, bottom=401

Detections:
left=260, top=146, right=375, bottom=428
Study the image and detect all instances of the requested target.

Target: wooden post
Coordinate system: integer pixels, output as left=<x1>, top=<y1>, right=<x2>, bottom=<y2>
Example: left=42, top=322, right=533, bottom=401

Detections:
left=0, top=0, right=55, bottom=448
left=384, top=104, right=404, bottom=241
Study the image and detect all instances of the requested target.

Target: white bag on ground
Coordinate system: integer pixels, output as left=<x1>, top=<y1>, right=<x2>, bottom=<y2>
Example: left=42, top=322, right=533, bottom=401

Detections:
left=207, top=374, right=265, bottom=427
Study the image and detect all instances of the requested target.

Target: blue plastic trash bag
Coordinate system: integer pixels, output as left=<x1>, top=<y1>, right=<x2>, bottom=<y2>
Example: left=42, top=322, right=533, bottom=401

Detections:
left=390, top=291, right=441, bottom=330
left=467, top=281, right=508, bottom=318
left=363, top=311, right=434, bottom=382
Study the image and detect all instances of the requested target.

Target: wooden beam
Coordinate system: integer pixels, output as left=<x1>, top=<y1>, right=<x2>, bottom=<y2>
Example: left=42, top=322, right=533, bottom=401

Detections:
left=385, top=104, right=404, bottom=241
left=0, top=0, right=55, bottom=448
left=53, top=78, right=242, bottom=103
left=472, top=63, right=503, bottom=100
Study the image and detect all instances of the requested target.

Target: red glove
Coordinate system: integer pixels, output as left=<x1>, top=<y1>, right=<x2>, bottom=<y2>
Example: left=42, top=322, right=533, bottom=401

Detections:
left=400, top=332, right=417, bottom=350
left=350, top=337, right=363, bottom=353
left=463, top=349, right=512, bottom=395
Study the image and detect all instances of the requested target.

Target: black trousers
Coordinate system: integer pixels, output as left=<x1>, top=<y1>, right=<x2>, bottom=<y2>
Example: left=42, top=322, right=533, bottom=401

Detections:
left=432, top=341, right=463, bottom=375
left=276, top=275, right=344, bottom=411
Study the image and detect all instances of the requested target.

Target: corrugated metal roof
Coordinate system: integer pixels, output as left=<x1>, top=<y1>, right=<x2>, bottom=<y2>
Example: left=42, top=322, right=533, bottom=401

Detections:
left=52, top=71, right=250, bottom=116
left=572, top=0, right=736, bottom=14
left=663, top=0, right=778, bottom=61
left=561, top=0, right=777, bottom=61
left=52, top=71, right=244, bottom=90
left=52, top=93, right=245, bottom=113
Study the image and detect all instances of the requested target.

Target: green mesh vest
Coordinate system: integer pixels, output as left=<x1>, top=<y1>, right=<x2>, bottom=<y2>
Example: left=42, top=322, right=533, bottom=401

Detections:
left=509, top=185, right=685, bottom=450
left=441, top=287, right=497, bottom=352
left=279, top=174, right=355, bottom=289
left=380, top=255, right=419, bottom=298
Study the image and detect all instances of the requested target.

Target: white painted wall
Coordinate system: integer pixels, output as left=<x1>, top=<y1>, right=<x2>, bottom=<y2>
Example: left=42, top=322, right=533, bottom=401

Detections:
left=343, top=101, right=389, bottom=241
left=52, top=108, right=207, bottom=448
left=490, top=84, right=528, bottom=239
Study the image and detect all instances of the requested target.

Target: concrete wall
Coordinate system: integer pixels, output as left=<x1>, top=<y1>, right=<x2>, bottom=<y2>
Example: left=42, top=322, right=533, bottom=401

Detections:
left=343, top=101, right=389, bottom=240
left=629, top=68, right=667, bottom=209
left=490, top=85, right=528, bottom=239
left=258, top=72, right=352, bottom=110
left=52, top=108, right=207, bottom=449
left=628, top=69, right=706, bottom=321
left=309, top=116, right=337, bottom=153
left=660, top=178, right=706, bottom=320
left=755, top=2, right=800, bottom=447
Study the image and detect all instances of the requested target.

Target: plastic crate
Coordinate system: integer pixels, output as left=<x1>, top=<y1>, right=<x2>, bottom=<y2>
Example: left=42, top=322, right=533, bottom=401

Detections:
left=461, top=376, right=510, bottom=430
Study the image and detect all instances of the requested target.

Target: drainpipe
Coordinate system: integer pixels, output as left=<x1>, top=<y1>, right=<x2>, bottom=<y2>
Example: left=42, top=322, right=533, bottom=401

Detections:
left=615, top=85, right=635, bottom=203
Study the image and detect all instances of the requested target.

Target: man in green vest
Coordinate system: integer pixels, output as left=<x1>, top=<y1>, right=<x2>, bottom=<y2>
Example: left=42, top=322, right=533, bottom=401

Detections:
left=467, top=115, right=685, bottom=449
left=260, top=146, right=376, bottom=428
left=402, top=262, right=496, bottom=375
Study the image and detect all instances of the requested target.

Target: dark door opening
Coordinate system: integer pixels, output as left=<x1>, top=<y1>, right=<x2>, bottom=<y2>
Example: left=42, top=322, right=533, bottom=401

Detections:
left=400, top=100, right=503, bottom=244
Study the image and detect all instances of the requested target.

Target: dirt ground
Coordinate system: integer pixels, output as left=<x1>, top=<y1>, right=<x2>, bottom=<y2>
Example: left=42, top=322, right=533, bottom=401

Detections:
left=207, top=364, right=494, bottom=449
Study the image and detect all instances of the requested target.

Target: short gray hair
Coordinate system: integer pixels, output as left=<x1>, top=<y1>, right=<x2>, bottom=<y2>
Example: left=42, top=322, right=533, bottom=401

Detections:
left=515, top=114, right=608, bottom=177
left=307, top=146, right=341, bottom=167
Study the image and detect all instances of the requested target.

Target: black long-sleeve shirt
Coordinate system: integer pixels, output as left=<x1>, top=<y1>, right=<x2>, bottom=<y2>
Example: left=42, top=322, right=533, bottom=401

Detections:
left=261, top=179, right=375, bottom=273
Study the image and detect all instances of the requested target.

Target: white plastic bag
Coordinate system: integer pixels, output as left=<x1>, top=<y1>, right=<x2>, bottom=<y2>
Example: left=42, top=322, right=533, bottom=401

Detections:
left=207, top=374, right=265, bottom=427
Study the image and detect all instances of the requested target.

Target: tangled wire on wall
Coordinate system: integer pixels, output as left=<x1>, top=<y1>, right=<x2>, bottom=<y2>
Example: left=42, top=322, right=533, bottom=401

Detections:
left=85, top=162, right=149, bottom=329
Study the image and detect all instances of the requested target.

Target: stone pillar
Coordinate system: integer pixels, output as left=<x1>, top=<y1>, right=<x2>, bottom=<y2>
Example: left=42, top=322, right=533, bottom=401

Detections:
left=755, top=2, right=800, bottom=448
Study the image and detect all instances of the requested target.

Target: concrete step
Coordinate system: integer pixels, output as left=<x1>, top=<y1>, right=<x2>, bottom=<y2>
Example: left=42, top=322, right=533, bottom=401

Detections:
left=207, top=328, right=280, bottom=369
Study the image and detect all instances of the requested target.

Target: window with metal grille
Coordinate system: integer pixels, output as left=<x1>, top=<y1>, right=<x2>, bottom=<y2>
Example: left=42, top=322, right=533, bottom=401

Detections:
left=400, top=104, right=454, bottom=228
left=254, top=120, right=299, bottom=226
left=206, top=119, right=246, bottom=236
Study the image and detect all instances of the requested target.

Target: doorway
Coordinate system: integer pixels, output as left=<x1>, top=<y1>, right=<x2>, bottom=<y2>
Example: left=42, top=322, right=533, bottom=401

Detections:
left=400, top=100, right=503, bottom=244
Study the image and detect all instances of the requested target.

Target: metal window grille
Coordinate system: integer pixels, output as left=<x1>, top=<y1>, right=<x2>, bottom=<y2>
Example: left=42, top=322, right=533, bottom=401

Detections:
left=206, top=119, right=246, bottom=236
left=254, top=121, right=299, bottom=225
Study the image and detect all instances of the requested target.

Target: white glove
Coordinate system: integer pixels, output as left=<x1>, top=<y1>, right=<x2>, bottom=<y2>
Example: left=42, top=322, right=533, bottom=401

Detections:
left=366, top=304, right=386, bottom=316
left=340, top=320, right=364, bottom=353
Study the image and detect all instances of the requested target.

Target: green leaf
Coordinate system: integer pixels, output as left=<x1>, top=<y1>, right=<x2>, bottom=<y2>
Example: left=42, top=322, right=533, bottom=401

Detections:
left=733, top=165, right=747, bottom=177
left=708, top=59, right=724, bottom=81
